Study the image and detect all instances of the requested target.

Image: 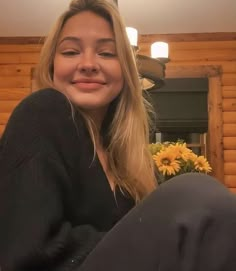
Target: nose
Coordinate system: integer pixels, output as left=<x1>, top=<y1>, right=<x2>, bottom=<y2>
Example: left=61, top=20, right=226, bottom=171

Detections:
left=77, top=52, right=99, bottom=74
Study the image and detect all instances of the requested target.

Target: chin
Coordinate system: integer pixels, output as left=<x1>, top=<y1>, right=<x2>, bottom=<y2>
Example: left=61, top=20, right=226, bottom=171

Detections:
left=71, top=100, right=107, bottom=111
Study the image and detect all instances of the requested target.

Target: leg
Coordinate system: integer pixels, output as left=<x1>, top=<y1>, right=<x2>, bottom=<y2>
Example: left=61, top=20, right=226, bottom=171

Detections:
left=79, top=173, right=236, bottom=271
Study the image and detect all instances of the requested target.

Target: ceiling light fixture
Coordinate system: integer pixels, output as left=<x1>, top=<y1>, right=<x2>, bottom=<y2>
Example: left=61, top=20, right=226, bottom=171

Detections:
left=126, top=27, right=169, bottom=90
left=114, top=0, right=170, bottom=90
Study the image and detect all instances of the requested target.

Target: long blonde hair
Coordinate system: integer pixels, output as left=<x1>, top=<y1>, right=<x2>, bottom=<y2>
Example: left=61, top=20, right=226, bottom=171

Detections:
left=35, top=0, right=157, bottom=202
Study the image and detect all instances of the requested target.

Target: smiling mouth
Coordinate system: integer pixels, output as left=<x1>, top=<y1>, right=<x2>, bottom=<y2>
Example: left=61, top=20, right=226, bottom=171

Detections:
left=72, top=81, right=106, bottom=90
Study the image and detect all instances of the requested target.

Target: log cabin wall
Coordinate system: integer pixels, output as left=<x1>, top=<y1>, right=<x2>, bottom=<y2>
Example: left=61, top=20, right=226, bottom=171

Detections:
left=139, top=33, right=236, bottom=191
left=0, top=33, right=236, bottom=190
left=0, top=41, right=41, bottom=137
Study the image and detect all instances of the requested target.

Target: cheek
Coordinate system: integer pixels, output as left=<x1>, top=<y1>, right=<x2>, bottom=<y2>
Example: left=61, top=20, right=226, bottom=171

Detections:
left=53, top=58, right=72, bottom=83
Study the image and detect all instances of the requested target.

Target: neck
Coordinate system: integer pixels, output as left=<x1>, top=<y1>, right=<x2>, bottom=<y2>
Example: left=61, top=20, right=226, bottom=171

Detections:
left=87, top=107, right=108, bottom=132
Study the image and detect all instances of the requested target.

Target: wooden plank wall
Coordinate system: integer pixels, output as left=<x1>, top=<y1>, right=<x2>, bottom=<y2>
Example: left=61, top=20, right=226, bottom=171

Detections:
left=0, top=44, right=41, bottom=136
left=139, top=33, right=236, bottom=191
left=0, top=34, right=236, bottom=191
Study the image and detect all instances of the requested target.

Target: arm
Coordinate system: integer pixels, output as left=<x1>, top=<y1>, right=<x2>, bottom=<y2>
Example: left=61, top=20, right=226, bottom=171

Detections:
left=0, top=148, right=104, bottom=271
left=0, top=89, right=105, bottom=271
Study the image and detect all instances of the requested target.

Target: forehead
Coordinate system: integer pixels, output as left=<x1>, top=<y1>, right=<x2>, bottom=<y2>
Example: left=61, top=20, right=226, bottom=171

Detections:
left=59, top=11, right=114, bottom=40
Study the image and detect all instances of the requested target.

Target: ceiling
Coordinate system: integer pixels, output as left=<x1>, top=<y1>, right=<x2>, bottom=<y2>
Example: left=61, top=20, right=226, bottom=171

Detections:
left=0, top=0, right=235, bottom=37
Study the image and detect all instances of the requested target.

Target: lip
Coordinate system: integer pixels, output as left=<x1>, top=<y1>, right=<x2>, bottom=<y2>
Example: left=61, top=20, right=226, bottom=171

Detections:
left=72, top=79, right=106, bottom=91
left=72, top=79, right=106, bottom=84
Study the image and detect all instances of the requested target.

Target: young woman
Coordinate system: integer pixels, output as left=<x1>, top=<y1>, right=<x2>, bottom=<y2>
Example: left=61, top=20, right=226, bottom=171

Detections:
left=0, top=0, right=155, bottom=269
left=1, top=0, right=236, bottom=270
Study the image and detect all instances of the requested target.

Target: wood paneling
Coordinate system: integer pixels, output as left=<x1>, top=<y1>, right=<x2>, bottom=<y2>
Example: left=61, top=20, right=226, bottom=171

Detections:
left=222, top=86, right=236, bottom=98
left=0, top=113, right=10, bottom=125
left=163, top=38, right=236, bottom=187
left=0, top=43, right=39, bottom=138
left=168, top=41, right=236, bottom=50
left=166, top=65, right=220, bottom=78
left=140, top=48, right=236, bottom=62
left=0, top=64, right=32, bottom=76
left=223, top=99, right=236, bottom=111
left=0, top=101, right=20, bottom=113
left=0, top=33, right=236, bottom=191
left=1, top=36, right=235, bottom=50
left=0, top=53, right=40, bottom=64
left=225, top=175, right=236, bottom=187
left=223, top=112, right=236, bottom=123
left=0, top=88, right=30, bottom=100
left=224, top=150, right=236, bottom=162
left=222, top=74, right=236, bottom=86
left=0, top=76, right=30, bottom=88
left=166, top=65, right=224, bottom=183
left=1, top=33, right=235, bottom=45
left=222, top=62, right=236, bottom=73
left=0, top=37, right=45, bottom=44
left=224, top=137, right=236, bottom=149
left=223, top=124, right=236, bottom=136
left=0, top=125, right=5, bottom=136
left=208, top=76, right=224, bottom=182
left=0, top=44, right=42, bottom=52
left=139, top=33, right=236, bottom=43
left=225, top=163, right=236, bottom=175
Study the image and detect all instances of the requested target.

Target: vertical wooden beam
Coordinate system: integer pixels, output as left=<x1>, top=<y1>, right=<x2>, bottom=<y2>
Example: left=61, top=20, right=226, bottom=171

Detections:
left=166, top=64, right=224, bottom=183
left=208, top=76, right=224, bottom=182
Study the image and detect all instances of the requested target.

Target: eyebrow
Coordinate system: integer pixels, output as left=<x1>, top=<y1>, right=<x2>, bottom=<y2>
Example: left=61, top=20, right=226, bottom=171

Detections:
left=58, top=36, right=116, bottom=45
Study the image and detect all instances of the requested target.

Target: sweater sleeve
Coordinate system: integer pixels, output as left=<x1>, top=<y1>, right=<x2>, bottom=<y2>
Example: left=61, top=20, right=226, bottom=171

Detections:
left=0, top=148, right=104, bottom=271
left=0, top=89, right=105, bottom=271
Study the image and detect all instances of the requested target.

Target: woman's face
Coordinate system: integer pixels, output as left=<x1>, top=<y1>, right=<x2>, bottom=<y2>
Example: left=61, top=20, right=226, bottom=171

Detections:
left=53, top=11, right=124, bottom=119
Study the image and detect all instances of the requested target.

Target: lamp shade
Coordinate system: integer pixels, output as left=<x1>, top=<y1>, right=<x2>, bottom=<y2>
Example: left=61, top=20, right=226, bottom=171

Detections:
left=151, top=42, right=169, bottom=59
left=126, top=27, right=138, bottom=47
left=125, top=26, right=169, bottom=90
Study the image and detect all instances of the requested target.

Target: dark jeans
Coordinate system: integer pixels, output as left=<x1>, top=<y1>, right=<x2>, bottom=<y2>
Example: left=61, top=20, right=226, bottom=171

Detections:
left=79, top=173, right=236, bottom=271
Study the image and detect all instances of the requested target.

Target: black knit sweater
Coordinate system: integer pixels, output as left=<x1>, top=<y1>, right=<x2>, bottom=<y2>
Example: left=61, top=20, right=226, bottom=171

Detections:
left=0, top=89, right=134, bottom=271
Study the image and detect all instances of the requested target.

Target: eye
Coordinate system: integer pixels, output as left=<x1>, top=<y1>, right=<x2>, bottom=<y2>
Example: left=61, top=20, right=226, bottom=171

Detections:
left=61, top=50, right=80, bottom=56
left=98, top=51, right=116, bottom=57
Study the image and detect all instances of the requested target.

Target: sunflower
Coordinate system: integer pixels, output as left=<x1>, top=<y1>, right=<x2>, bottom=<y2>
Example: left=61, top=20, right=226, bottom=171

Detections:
left=150, top=141, right=212, bottom=183
left=153, top=151, right=180, bottom=176
left=168, top=142, right=192, bottom=161
left=194, top=156, right=212, bottom=173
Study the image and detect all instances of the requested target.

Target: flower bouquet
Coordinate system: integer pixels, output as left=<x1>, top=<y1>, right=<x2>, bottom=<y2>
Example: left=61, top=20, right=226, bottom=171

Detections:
left=149, top=141, right=212, bottom=184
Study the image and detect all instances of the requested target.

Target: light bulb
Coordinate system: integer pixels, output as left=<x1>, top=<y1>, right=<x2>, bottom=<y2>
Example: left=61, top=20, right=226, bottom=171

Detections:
left=151, top=42, right=169, bottom=59
left=126, top=27, right=138, bottom=47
